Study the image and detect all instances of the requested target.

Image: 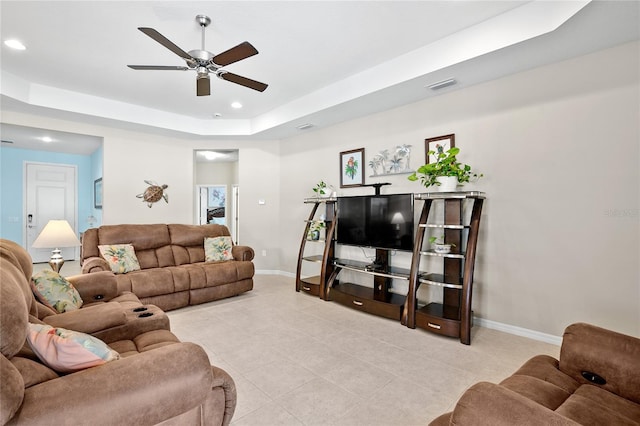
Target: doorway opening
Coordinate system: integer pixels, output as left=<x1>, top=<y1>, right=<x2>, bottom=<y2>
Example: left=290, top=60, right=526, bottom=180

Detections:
left=194, top=150, right=239, bottom=244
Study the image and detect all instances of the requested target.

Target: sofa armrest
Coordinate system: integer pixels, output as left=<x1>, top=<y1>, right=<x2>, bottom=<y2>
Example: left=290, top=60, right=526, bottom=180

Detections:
left=43, top=303, right=126, bottom=334
left=559, top=322, right=640, bottom=404
left=67, top=271, right=118, bottom=303
left=232, top=245, right=254, bottom=261
left=10, top=343, right=214, bottom=426
left=81, top=256, right=110, bottom=274
left=211, top=365, right=237, bottom=426
left=436, top=382, right=579, bottom=426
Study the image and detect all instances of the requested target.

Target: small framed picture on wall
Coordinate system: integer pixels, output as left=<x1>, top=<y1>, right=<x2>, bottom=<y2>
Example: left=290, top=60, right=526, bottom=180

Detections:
left=425, top=134, right=455, bottom=164
left=94, top=178, right=103, bottom=209
left=340, top=148, right=364, bottom=188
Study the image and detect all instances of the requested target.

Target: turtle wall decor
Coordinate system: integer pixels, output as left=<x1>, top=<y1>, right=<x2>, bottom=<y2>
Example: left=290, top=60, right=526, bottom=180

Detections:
left=136, top=180, right=168, bottom=208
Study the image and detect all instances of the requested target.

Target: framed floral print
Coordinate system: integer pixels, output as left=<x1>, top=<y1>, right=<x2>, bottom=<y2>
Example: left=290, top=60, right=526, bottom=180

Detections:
left=425, top=134, right=455, bottom=164
left=340, top=148, right=364, bottom=188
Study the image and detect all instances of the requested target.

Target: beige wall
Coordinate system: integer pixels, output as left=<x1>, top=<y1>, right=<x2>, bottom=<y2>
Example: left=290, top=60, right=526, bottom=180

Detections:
left=196, top=160, right=238, bottom=186
left=279, top=41, right=640, bottom=337
left=3, top=41, right=638, bottom=338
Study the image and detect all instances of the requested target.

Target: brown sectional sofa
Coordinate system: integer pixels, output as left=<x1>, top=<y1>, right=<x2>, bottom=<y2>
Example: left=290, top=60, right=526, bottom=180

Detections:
left=1, top=238, right=237, bottom=425
left=431, top=322, right=640, bottom=425
left=81, top=224, right=254, bottom=311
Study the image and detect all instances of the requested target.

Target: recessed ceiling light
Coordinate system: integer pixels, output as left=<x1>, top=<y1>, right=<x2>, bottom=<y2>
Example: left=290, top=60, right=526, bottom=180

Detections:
left=4, top=39, right=26, bottom=50
left=231, top=102, right=242, bottom=109
left=40, top=136, right=53, bottom=143
left=296, top=123, right=314, bottom=130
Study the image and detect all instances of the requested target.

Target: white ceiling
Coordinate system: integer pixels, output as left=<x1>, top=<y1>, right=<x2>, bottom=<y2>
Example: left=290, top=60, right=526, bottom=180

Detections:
left=1, top=1, right=639, bottom=150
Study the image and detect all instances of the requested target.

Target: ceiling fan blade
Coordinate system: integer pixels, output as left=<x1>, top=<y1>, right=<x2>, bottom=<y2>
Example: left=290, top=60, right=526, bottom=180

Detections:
left=128, top=65, right=189, bottom=71
left=212, top=42, right=258, bottom=67
left=197, top=76, right=211, bottom=96
left=138, top=27, right=193, bottom=61
left=219, top=72, right=268, bottom=92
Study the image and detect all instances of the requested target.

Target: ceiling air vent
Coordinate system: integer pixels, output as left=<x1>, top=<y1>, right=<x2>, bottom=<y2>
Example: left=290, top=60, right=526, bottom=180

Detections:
left=296, top=123, right=314, bottom=130
left=426, top=78, right=457, bottom=91
left=1, top=140, right=15, bottom=144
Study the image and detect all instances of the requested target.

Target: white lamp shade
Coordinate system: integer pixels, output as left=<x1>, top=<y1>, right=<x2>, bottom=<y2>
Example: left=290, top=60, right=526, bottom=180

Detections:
left=32, top=220, right=81, bottom=248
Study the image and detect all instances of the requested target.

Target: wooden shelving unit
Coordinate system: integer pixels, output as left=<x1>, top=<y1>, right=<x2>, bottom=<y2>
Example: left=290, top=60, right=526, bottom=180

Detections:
left=402, top=191, right=485, bottom=345
left=295, top=197, right=336, bottom=299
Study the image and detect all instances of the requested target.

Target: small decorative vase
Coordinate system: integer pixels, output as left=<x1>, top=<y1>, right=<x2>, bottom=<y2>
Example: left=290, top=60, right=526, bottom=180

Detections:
left=434, top=243, right=452, bottom=254
left=435, top=176, right=458, bottom=192
left=310, top=230, right=320, bottom=240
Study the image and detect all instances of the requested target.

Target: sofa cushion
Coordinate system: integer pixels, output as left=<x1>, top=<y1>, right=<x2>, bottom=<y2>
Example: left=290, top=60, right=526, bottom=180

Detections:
left=555, top=391, right=639, bottom=426
left=205, top=236, right=234, bottom=262
left=500, top=375, right=571, bottom=410
left=10, top=357, right=59, bottom=388
left=26, top=323, right=120, bottom=373
left=31, top=270, right=83, bottom=313
left=573, top=385, right=640, bottom=423
left=99, top=244, right=141, bottom=274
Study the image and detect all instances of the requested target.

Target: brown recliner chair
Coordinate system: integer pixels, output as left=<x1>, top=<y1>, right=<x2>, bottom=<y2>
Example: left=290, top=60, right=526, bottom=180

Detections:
left=430, top=322, right=640, bottom=425
left=0, top=239, right=237, bottom=425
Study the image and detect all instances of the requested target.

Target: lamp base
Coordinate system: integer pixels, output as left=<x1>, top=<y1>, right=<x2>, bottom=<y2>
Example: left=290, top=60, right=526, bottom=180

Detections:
left=49, top=248, right=65, bottom=273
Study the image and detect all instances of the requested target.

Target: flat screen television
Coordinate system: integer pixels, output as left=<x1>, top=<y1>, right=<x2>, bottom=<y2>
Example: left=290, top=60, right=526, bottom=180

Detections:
left=336, top=193, right=414, bottom=251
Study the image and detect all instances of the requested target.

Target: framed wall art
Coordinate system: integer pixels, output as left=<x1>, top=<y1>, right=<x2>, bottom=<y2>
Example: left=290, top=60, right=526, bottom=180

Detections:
left=425, top=134, right=455, bottom=164
left=94, top=178, right=103, bottom=209
left=340, top=148, right=364, bottom=188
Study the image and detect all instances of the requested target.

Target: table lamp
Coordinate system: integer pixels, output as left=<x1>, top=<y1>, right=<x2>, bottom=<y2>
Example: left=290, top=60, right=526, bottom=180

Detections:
left=32, top=219, right=81, bottom=273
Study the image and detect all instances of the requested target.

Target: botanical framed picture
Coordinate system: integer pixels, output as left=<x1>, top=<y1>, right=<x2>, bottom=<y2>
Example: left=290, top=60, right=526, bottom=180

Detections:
left=425, top=134, right=455, bottom=164
left=94, top=178, right=103, bottom=209
left=340, top=148, right=364, bottom=188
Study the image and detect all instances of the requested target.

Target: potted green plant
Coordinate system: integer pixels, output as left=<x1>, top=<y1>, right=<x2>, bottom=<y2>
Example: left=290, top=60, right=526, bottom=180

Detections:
left=312, top=180, right=333, bottom=198
left=308, top=220, right=326, bottom=240
left=408, top=147, right=482, bottom=192
left=429, top=235, right=456, bottom=254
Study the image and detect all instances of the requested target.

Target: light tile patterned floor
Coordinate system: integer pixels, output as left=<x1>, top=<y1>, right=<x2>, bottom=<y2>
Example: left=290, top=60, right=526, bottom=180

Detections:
left=42, top=263, right=559, bottom=424
left=165, top=275, right=560, bottom=426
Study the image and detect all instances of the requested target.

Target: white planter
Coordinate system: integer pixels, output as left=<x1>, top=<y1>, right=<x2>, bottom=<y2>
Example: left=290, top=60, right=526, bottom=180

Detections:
left=434, top=243, right=452, bottom=254
left=435, top=176, right=458, bottom=192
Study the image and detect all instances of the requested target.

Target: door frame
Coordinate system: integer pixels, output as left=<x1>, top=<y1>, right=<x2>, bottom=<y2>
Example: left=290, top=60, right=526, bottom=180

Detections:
left=23, top=161, right=79, bottom=261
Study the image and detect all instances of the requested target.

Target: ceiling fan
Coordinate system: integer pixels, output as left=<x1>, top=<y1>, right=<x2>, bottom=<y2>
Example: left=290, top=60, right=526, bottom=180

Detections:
left=127, top=15, right=268, bottom=97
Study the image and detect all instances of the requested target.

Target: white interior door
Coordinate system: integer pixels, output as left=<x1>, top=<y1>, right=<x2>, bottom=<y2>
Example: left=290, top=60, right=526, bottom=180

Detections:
left=198, top=186, right=208, bottom=225
left=25, top=162, right=78, bottom=262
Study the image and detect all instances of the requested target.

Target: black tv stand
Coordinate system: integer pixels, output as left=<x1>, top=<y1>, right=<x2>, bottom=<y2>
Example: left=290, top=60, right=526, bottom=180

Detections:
left=363, top=182, right=391, bottom=195
left=328, top=248, right=407, bottom=321
left=364, top=261, right=385, bottom=272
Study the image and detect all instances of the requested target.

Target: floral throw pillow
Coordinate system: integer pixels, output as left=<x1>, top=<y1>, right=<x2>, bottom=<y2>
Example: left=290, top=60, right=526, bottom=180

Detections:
left=27, top=323, right=120, bottom=373
left=98, top=244, right=141, bottom=274
left=205, top=236, right=234, bottom=262
left=31, top=269, right=83, bottom=313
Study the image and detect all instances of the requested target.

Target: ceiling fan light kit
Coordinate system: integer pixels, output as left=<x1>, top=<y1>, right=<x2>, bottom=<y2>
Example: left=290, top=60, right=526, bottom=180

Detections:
left=127, top=15, right=268, bottom=97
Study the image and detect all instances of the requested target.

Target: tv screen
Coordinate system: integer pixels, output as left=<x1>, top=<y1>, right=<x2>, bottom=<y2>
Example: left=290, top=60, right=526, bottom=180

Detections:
left=337, top=194, right=414, bottom=251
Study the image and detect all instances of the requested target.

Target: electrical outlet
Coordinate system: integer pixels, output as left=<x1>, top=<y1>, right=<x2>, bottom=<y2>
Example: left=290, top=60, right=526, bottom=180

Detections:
left=261, top=250, right=267, bottom=257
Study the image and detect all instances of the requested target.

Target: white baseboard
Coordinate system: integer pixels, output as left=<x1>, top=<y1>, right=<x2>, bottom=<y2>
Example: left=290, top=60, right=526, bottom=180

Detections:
left=475, top=317, right=562, bottom=346
left=252, top=271, right=563, bottom=345
left=255, top=269, right=294, bottom=277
